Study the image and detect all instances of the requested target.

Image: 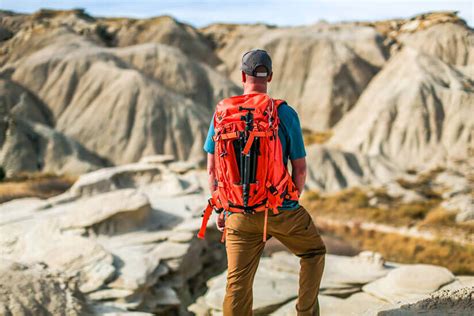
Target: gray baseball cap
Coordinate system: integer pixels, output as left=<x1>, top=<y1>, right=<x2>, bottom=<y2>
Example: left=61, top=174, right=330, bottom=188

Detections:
left=241, top=49, right=272, bottom=77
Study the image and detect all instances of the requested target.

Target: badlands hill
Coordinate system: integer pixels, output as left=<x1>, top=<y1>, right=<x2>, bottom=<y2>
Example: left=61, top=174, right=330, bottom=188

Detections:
left=0, top=9, right=472, bottom=181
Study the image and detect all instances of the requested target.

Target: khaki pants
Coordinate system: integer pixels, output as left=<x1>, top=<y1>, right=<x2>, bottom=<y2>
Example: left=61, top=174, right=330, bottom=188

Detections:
left=223, top=205, right=326, bottom=316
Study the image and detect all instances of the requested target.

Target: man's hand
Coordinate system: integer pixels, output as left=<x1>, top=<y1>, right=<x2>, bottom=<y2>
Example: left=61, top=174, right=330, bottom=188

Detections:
left=216, top=212, right=225, bottom=232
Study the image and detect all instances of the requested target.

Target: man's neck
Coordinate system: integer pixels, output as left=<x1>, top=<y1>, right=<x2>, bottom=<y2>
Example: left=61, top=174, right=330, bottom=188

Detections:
left=243, top=84, right=267, bottom=95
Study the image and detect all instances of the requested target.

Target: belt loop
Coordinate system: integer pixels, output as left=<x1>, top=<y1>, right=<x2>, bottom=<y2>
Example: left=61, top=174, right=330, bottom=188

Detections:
left=263, top=208, right=269, bottom=242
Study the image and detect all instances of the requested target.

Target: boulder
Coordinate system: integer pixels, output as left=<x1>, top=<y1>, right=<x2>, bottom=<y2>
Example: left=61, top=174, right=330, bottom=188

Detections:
left=362, top=264, right=455, bottom=303
left=57, top=189, right=152, bottom=234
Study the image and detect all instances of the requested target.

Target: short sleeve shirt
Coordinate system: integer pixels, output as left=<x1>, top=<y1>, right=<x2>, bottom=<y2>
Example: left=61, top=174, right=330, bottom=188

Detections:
left=203, top=102, right=306, bottom=210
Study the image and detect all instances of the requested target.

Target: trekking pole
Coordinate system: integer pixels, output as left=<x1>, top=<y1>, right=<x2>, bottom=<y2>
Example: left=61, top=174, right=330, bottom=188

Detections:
left=240, top=107, right=255, bottom=212
left=249, top=137, right=258, bottom=183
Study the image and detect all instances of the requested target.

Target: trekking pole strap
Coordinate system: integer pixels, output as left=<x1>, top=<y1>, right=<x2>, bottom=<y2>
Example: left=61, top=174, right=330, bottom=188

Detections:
left=197, top=201, right=214, bottom=239
left=242, top=131, right=273, bottom=155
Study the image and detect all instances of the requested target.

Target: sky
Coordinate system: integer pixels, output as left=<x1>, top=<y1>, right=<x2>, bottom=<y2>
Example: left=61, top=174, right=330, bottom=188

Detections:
left=1, top=0, right=473, bottom=27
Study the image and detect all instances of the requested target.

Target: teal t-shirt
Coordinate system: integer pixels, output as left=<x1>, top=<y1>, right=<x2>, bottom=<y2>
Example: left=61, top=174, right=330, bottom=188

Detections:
left=203, top=102, right=306, bottom=211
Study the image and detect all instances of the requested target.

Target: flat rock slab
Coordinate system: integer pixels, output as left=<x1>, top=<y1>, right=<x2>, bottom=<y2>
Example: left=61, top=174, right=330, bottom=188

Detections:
left=273, top=292, right=389, bottom=316
left=362, top=264, right=455, bottom=304
left=0, top=197, right=46, bottom=224
left=58, top=189, right=151, bottom=234
left=271, top=251, right=390, bottom=289
left=69, top=163, right=163, bottom=196
left=440, top=276, right=474, bottom=291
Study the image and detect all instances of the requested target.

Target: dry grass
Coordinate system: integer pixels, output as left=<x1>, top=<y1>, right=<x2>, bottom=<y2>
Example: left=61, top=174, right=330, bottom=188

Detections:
left=303, top=188, right=439, bottom=227
left=326, top=226, right=474, bottom=275
left=0, top=173, right=77, bottom=203
left=302, top=128, right=333, bottom=145
left=419, top=207, right=457, bottom=227
left=304, top=186, right=474, bottom=274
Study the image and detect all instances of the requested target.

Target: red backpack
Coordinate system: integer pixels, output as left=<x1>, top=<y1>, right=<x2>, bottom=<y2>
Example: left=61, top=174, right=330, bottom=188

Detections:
left=197, top=93, right=299, bottom=241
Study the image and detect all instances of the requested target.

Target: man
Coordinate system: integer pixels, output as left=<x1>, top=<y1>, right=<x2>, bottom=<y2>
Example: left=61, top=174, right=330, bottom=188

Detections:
left=203, top=49, right=326, bottom=316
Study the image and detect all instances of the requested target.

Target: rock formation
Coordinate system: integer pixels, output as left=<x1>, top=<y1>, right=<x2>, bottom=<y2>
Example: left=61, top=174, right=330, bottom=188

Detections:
left=328, top=47, right=474, bottom=170
left=305, top=144, right=400, bottom=192
left=1, top=9, right=472, bottom=180
left=0, top=77, right=109, bottom=176
left=0, top=156, right=225, bottom=315
left=0, top=10, right=240, bottom=175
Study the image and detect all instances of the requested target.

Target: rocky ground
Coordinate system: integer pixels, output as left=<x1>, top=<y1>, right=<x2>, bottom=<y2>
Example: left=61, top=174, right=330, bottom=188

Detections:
left=0, top=156, right=226, bottom=315
left=0, top=156, right=472, bottom=315
left=190, top=251, right=474, bottom=315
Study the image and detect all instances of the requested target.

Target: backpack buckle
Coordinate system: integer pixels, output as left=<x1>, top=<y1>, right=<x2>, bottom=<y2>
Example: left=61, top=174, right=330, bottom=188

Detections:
left=244, top=208, right=255, bottom=215
left=268, top=185, right=278, bottom=195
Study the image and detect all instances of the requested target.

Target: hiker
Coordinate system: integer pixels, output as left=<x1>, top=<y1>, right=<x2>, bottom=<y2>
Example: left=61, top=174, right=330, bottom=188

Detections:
left=199, top=49, right=326, bottom=316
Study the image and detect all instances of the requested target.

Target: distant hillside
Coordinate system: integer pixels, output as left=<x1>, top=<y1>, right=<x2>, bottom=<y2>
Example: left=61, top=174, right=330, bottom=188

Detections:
left=0, top=9, right=472, bottom=179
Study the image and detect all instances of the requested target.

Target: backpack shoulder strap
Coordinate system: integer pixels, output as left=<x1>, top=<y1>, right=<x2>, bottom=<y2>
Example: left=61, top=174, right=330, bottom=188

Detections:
left=273, top=99, right=286, bottom=108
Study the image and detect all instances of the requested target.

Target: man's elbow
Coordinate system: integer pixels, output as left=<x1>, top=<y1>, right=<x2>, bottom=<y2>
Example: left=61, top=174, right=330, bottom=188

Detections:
left=207, top=153, right=215, bottom=174
left=293, top=165, right=307, bottom=179
left=291, top=157, right=307, bottom=174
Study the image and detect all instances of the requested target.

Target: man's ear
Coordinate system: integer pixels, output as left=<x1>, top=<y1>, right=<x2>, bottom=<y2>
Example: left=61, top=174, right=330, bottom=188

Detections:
left=241, top=71, right=247, bottom=83
left=267, top=72, right=273, bottom=83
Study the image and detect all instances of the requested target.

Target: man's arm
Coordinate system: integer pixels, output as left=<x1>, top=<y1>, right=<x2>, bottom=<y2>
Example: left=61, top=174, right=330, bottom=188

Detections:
left=207, top=152, right=225, bottom=232
left=207, top=153, right=217, bottom=193
left=290, top=157, right=306, bottom=196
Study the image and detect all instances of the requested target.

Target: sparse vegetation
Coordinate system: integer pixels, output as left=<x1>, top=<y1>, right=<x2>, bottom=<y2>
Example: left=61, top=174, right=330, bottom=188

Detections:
left=302, top=128, right=333, bottom=145
left=420, top=207, right=457, bottom=227
left=304, top=185, right=473, bottom=274
left=303, top=187, right=441, bottom=227
left=0, top=172, right=77, bottom=203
